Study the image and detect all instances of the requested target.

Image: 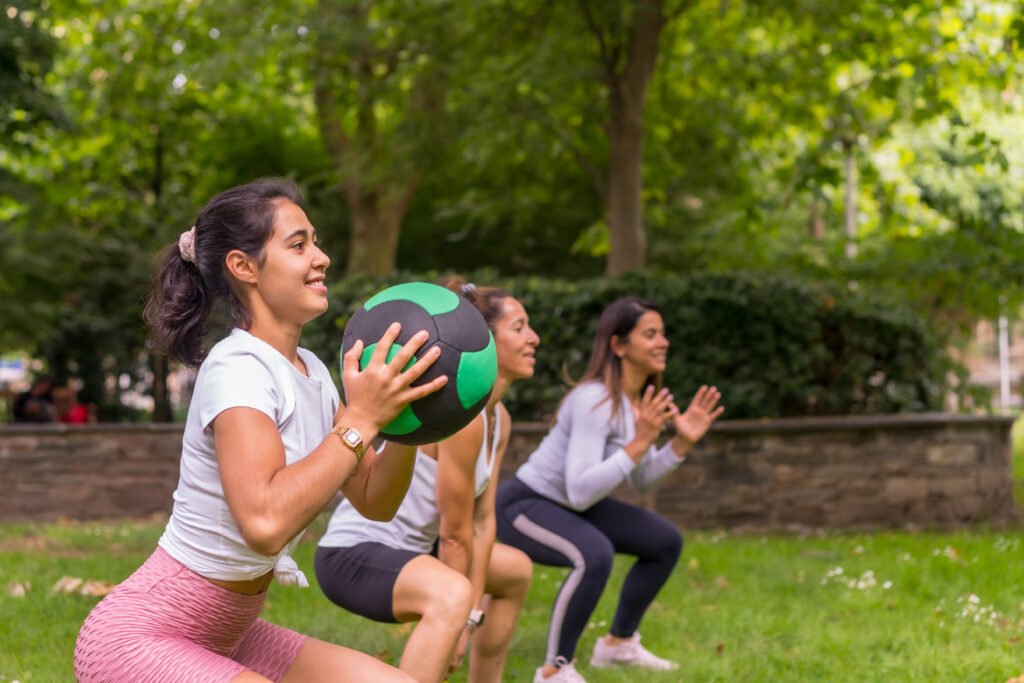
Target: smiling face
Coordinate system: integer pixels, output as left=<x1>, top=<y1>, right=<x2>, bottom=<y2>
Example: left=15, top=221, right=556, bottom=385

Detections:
left=492, top=297, right=540, bottom=382
left=249, top=199, right=331, bottom=327
left=613, top=310, right=669, bottom=376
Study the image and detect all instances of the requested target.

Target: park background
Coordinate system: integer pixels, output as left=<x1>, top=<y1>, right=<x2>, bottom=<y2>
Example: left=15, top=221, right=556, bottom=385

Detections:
left=4, top=0, right=1024, bottom=680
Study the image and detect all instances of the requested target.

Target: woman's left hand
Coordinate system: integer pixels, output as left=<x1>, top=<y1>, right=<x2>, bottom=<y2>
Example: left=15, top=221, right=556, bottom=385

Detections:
left=673, top=385, right=724, bottom=446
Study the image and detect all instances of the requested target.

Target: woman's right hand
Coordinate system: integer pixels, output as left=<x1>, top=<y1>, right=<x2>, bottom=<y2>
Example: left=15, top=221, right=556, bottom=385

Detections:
left=341, top=322, right=447, bottom=430
left=631, top=385, right=677, bottom=452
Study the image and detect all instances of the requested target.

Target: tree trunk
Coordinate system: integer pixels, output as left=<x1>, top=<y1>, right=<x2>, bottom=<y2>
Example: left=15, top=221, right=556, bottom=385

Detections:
left=150, top=354, right=171, bottom=422
left=600, top=0, right=667, bottom=276
left=345, top=183, right=418, bottom=276
left=606, top=83, right=647, bottom=274
left=843, top=141, right=857, bottom=259
left=150, top=124, right=171, bottom=422
left=312, top=0, right=434, bottom=277
left=808, top=197, right=825, bottom=239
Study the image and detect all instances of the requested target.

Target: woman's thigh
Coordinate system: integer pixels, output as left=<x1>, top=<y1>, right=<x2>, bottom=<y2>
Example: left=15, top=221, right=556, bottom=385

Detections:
left=280, top=637, right=414, bottom=683
left=498, top=492, right=613, bottom=568
left=314, top=543, right=419, bottom=623
left=579, top=497, right=682, bottom=558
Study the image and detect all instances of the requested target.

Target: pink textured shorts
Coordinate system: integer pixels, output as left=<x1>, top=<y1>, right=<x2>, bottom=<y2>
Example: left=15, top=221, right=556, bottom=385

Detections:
left=74, top=547, right=307, bottom=682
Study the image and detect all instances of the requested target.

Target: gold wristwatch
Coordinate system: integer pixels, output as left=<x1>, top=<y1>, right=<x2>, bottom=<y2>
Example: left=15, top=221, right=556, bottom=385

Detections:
left=331, top=425, right=365, bottom=463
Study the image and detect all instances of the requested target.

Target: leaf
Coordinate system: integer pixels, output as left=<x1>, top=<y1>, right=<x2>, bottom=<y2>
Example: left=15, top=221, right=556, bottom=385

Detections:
left=6, top=581, right=31, bottom=598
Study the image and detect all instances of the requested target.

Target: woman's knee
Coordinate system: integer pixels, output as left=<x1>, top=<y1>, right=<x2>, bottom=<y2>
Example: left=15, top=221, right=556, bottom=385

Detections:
left=496, top=545, right=534, bottom=596
left=394, top=558, right=474, bottom=624
left=655, top=524, right=683, bottom=562
left=580, top=538, right=615, bottom=581
left=425, top=572, right=474, bottom=623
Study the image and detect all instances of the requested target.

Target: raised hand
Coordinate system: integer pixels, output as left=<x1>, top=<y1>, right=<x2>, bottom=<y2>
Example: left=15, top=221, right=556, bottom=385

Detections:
left=341, top=322, right=448, bottom=429
left=672, top=385, right=724, bottom=447
left=632, top=385, right=678, bottom=447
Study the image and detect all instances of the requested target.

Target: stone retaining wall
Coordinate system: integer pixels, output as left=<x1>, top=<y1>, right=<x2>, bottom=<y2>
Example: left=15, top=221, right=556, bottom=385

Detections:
left=1, top=414, right=1016, bottom=530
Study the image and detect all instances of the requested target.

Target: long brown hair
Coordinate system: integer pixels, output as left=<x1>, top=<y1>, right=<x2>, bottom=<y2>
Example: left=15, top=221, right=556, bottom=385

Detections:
left=144, top=178, right=304, bottom=367
left=575, top=297, right=663, bottom=421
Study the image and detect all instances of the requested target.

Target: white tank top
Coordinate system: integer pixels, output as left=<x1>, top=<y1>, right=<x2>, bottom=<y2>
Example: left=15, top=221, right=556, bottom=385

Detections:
left=319, top=408, right=501, bottom=553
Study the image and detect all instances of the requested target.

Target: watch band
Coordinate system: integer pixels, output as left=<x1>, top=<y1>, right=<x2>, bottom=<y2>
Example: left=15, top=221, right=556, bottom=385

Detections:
left=466, top=608, right=486, bottom=633
left=331, top=425, right=365, bottom=463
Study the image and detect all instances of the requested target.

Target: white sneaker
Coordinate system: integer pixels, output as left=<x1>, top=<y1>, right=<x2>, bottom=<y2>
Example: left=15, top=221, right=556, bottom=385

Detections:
left=533, top=656, right=588, bottom=682
left=589, top=632, right=679, bottom=671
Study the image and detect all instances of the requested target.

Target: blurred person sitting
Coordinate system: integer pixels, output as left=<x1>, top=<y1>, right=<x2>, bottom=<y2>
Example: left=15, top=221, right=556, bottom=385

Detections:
left=53, top=384, right=91, bottom=424
left=12, top=375, right=57, bottom=423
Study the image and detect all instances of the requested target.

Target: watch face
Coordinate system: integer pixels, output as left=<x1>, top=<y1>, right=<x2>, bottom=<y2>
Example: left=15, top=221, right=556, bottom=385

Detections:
left=343, top=430, right=361, bottom=447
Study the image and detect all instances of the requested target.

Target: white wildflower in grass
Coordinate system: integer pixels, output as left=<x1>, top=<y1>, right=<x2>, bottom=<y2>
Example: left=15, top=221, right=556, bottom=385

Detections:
left=821, top=567, right=891, bottom=591
left=995, top=537, right=1020, bottom=552
left=853, top=545, right=864, bottom=555
left=954, top=594, right=1004, bottom=628
left=900, top=552, right=914, bottom=563
left=932, top=546, right=964, bottom=563
left=709, top=531, right=727, bottom=544
left=848, top=570, right=877, bottom=591
left=821, top=566, right=845, bottom=585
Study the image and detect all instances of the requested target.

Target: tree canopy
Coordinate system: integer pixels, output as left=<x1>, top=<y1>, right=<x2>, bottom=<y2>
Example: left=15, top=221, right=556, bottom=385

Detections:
left=2, top=0, right=1022, bottom=417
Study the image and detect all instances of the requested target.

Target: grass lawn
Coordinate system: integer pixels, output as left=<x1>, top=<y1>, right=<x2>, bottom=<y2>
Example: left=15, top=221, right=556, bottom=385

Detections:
left=3, top=518, right=1024, bottom=682
left=3, top=418, right=1022, bottom=682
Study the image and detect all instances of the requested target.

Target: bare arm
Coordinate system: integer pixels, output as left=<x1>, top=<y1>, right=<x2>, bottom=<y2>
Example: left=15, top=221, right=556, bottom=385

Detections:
left=435, top=416, right=485, bottom=579
left=340, top=439, right=418, bottom=522
left=468, top=405, right=510, bottom=609
left=216, top=407, right=362, bottom=555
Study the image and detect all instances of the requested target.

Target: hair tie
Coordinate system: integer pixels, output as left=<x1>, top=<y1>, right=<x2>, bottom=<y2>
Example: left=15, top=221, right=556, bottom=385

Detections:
left=178, top=226, right=197, bottom=264
left=460, top=282, right=476, bottom=296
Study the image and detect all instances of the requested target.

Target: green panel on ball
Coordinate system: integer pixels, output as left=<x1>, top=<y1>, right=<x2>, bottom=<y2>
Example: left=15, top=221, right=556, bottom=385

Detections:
left=456, top=334, right=497, bottom=410
left=364, top=282, right=459, bottom=316
left=358, top=342, right=416, bottom=374
left=353, top=342, right=422, bottom=436
left=382, top=404, right=423, bottom=436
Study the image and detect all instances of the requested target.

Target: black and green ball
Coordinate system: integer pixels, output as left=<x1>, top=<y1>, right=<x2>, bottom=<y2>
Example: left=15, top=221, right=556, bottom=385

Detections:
left=341, top=282, right=497, bottom=445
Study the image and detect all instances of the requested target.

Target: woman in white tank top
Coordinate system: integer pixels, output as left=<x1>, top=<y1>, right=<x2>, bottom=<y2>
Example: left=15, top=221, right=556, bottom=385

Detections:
left=315, top=278, right=540, bottom=683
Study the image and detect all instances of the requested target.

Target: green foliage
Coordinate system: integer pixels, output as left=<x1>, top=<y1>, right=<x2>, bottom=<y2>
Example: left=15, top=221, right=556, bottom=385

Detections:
left=305, top=270, right=951, bottom=420
left=1, top=0, right=1022, bottom=417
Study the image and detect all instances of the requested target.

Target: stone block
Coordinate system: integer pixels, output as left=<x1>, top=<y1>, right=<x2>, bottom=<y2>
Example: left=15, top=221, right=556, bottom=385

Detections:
left=926, top=444, right=978, bottom=466
left=773, top=464, right=807, bottom=485
left=928, top=478, right=977, bottom=498
left=882, top=478, right=927, bottom=503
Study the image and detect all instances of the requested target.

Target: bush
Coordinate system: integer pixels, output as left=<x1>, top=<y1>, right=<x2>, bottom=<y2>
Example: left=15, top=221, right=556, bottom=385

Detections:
left=303, top=270, right=950, bottom=421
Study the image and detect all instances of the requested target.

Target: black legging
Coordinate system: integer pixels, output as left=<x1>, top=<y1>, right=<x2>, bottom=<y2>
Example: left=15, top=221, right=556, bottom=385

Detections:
left=495, top=476, right=683, bottom=664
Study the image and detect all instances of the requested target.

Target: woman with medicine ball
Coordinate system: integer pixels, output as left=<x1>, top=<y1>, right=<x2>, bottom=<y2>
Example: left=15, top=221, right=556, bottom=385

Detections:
left=75, top=178, right=445, bottom=683
left=495, top=297, right=724, bottom=683
left=315, top=278, right=538, bottom=683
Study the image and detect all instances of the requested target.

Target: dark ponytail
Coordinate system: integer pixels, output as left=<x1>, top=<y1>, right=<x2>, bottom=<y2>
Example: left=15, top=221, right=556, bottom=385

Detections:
left=441, top=276, right=510, bottom=331
left=144, top=178, right=304, bottom=367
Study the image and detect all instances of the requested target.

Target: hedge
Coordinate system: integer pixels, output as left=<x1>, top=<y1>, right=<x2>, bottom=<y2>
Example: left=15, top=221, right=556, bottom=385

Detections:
left=302, top=271, right=949, bottom=421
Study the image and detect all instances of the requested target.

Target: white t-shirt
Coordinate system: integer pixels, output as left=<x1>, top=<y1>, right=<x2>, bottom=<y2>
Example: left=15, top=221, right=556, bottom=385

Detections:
left=158, top=328, right=339, bottom=582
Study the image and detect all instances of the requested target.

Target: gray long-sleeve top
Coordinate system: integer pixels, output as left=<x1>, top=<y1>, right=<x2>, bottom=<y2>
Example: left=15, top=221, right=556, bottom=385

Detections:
left=515, top=381, right=684, bottom=511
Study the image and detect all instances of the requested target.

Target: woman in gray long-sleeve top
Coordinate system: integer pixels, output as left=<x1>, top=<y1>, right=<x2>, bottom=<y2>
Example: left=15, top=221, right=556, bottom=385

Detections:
left=495, top=297, right=724, bottom=683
